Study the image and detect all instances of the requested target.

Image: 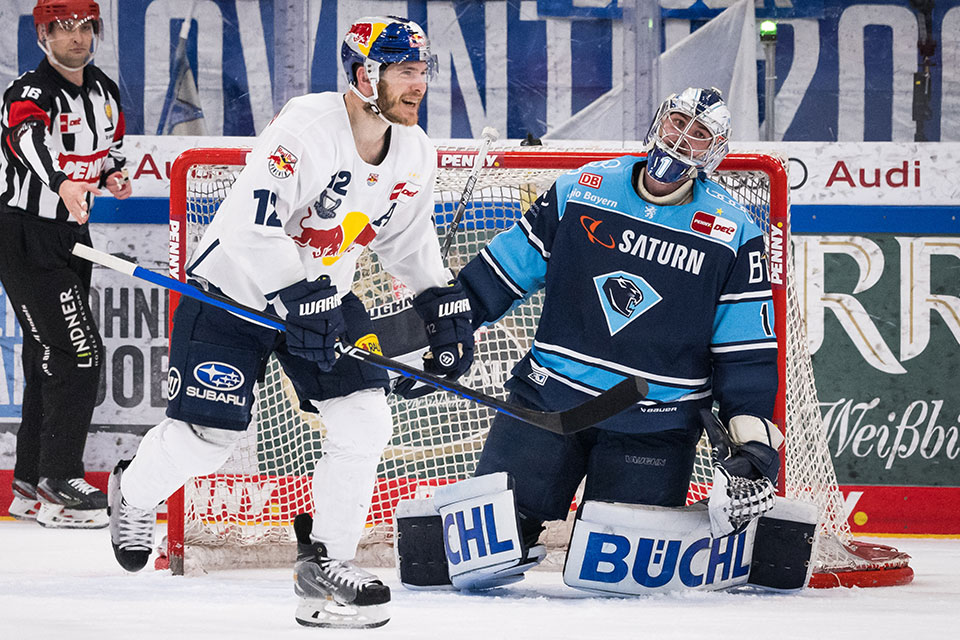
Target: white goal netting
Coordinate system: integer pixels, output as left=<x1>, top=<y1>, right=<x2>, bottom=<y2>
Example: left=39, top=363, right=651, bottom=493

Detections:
left=165, top=145, right=910, bottom=586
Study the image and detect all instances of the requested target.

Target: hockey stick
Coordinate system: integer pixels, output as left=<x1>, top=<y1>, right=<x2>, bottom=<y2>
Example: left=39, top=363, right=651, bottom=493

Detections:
left=71, top=244, right=647, bottom=435
left=440, top=126, right=499, bottom=258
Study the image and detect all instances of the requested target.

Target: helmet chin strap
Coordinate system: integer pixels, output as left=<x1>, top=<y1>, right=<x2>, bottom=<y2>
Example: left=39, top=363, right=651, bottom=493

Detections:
left=349, top=84, right=395, bottom=126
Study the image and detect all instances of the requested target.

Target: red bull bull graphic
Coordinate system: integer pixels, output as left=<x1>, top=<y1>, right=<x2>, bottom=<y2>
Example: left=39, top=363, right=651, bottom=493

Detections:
left=291, top=210, right=377, bottom=265
left=267, top=145, right=297, bottom=179
left=346, top=21, right=387, bottom=55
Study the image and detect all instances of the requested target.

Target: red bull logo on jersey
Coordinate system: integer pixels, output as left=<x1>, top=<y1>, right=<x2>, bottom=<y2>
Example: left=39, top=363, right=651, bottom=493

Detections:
left=691, top=211, right=737, bottom=242
left=291, top=210, right=377, bottom=265
left=267, top=145, right=298, bottom=179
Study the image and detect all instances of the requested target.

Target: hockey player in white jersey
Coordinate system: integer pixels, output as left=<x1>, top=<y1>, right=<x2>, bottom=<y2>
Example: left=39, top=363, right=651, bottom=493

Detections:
left=107, top=17, right=475, bottom=628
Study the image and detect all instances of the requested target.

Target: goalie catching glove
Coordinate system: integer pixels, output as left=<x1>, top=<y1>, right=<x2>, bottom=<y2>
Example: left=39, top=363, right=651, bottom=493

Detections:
left=276, top=276, right=345, bottom=371
left=703, top=411, right=783, bottom=538
left=411, top=281, right=475, bottom=379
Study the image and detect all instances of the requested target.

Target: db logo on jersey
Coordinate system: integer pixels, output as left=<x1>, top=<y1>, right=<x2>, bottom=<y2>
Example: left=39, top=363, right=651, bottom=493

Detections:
left=58, top=113, right=82, bottom=134
left=690, top=211, right=738, bottom=242
left=578, top=172, right=603, bottom=189
left=268, top=145, right=298, bottom=179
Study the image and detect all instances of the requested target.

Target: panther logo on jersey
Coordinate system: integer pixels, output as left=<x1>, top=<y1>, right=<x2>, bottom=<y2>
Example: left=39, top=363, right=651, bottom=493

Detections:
left=593, top=271, right=662, bottom=336
left=603, top=276, right=644, bottom=318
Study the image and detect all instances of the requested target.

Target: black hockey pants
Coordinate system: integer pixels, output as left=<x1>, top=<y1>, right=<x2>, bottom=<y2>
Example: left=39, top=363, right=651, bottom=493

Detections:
left=0, top=211, right=103, bottom=484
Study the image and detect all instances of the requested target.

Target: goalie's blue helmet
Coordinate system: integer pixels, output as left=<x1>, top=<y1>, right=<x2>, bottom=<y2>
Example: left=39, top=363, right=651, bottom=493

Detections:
left=340, top=16, right=438, bottom=89
left=644, top=87, right=731, bottom=184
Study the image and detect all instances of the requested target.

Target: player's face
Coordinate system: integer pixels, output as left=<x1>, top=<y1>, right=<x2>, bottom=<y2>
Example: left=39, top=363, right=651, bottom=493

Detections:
left=45, top=19, right=95, bottom=69
left=376, top=62, right=429, bottom=126
left=659, top=112, right=714, bottom=159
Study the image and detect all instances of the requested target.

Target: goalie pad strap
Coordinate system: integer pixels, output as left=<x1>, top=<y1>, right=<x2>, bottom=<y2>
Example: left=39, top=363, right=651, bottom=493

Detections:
left=394, top=498, right=452, bottom=589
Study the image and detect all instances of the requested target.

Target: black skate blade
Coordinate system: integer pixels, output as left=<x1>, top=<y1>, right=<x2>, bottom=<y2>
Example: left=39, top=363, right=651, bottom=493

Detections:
left=295, top=599, right=389, bottom=629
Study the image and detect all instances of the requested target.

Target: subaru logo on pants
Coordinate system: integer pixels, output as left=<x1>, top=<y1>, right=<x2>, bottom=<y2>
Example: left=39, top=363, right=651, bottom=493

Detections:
left=193, top=362, right=245, bottom=391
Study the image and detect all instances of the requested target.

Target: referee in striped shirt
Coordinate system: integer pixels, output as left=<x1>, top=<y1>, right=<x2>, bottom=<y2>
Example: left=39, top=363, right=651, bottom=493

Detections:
left=0, top=0, right=131, bottom=528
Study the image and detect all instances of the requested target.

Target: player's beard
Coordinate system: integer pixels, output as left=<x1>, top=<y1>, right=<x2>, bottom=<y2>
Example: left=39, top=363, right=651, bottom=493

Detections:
left=375, top=83, right=423, bottom=127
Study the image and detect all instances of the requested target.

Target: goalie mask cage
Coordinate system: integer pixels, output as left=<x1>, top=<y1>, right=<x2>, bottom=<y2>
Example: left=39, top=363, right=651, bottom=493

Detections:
left=166, top=145, right=912, bottom=588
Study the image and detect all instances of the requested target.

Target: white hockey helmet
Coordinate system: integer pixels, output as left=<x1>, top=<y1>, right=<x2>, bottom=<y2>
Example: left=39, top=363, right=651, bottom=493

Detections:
left=644, top=87, right=731, bottom=184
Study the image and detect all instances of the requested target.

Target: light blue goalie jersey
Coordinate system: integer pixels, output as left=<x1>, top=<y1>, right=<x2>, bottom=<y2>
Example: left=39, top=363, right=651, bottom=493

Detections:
left=458, top=156, right=778, bottom=434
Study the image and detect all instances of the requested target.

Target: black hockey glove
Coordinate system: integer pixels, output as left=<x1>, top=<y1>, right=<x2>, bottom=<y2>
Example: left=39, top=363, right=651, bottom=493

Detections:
left=278, top=277, right=345, bottom=372
left=411, top=281, right=475, bottom=379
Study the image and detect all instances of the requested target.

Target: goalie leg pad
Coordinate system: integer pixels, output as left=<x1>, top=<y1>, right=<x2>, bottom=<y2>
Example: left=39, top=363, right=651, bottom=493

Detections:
left=564, top=500, right=755, bottom=595
left=395, top=473, right=545, bottom=591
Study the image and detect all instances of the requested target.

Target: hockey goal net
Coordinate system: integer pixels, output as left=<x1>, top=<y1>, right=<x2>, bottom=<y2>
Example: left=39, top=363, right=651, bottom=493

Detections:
left=165, top=145, right=911, bottom=587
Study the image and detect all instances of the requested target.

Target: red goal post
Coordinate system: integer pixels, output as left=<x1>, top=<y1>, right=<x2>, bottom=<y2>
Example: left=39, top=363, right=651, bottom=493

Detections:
left=164, top=145, right=911, bottom=588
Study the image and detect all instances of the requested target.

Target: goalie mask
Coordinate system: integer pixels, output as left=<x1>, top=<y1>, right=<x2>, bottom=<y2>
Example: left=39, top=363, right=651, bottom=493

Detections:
left=34, top=0, right=103, bottom=72
left=341, top=16, right=438, bottom=122
left=644, top=87, right=731, bottom=184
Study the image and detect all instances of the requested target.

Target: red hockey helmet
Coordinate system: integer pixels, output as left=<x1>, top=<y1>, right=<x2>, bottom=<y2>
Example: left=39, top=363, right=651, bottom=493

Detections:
left=33, top=0, right=100, bottom=29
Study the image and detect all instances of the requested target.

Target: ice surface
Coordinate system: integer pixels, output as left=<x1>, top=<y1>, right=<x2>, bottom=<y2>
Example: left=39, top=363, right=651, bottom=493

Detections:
left=0, top=520, right=956, bottom=639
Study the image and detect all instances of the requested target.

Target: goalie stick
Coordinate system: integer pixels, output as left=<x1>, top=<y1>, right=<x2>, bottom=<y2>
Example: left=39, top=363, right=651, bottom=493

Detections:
left=71, top=243, right=647, bottom=435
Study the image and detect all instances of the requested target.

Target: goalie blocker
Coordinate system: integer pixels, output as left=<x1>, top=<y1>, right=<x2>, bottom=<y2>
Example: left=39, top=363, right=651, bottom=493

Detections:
left=395, top=473, right=546, bottom=590
left=563, top=498, right=819, bottom=594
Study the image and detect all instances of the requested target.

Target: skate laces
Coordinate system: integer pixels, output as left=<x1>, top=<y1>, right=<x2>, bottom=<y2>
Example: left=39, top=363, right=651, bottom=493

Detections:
left=319, top=558, right=379, bottom=591
left=67, top=478, right=99, bottom=495
left=118, top=499, right=155, bottom=551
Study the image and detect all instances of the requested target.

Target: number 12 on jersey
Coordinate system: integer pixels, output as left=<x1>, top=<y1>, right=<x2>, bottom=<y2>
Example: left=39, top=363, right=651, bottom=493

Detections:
left=253, top=189, right=281, bottom=227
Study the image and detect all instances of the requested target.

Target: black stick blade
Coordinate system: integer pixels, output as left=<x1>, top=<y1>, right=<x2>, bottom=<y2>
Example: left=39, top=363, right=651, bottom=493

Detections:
left=554, top=376, right=649, bottom=434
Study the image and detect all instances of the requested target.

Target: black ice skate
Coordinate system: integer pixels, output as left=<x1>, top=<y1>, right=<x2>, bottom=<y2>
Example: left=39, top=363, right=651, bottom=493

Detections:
left=107, top=459, right=157, bottom=572
left=8, top=478, right=41, bottom=521
left=35, top=476, right=108, bottom=529
left=293, top=513, right=391, bottom=629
